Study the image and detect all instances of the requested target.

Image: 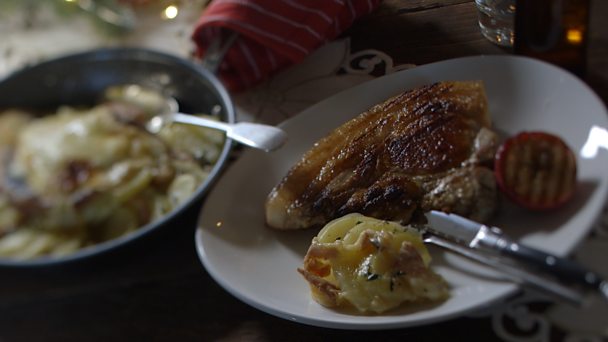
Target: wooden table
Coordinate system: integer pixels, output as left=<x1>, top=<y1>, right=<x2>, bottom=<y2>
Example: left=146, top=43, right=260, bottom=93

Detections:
left=1, top=1, right=606, bottom=341
left=348, top=0, right=608, bottom=102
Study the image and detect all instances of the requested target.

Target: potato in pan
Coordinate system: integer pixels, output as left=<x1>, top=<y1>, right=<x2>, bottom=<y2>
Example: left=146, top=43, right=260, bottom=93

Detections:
left=0, top=48, right=234, bottom=265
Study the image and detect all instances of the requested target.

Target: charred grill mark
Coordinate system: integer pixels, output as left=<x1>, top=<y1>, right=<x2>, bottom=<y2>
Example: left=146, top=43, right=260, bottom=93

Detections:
left=349, top=114, right=390, bottom=148
left=404, top=83, right=451, bottom=118
left=374, top=83, right=442, bottom=115
left=300, top=130, right=384, bottom=214
left=383, top=184, right=405, bottom=201
left=336, top=173, right=422, bottom=220
left=354, top=148, right=381, bottom=183
left=411, top=98, right=458, bottom=118
left=313, top=84, right=456, bottom=189
left=365, top=186, right=385, bottom=203
left=362, top=184, right=406, bottom=213
left=502, top=138, right=577, bottom=206
left=373, top=89, right=416, bottom=113
left=388, top=112, right=470, bottom=173
left=307, top=143, right=389, bottom=219
left=312, top=192, right=343, bottom=218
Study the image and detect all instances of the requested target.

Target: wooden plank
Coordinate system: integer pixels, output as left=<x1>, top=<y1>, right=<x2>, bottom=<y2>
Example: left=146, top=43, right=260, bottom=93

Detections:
left=346, top=1, right=506, bottom=66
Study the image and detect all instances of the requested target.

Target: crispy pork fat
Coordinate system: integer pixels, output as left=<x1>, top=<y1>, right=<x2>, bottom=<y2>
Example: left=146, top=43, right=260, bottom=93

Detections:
left=265, top=81, right=498, bottom=230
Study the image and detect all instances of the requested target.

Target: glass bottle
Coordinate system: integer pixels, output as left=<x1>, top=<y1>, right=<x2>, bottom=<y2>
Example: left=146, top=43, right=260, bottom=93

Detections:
left=514, top=0, right=590, bottom=77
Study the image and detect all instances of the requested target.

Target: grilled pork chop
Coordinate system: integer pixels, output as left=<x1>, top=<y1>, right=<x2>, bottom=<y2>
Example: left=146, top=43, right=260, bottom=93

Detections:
left=265, top=81, right=498, bottom=230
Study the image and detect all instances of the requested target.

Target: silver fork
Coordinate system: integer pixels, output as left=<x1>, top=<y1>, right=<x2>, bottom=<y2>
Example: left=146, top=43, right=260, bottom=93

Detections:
left=421, top=231, right=587, bottom=306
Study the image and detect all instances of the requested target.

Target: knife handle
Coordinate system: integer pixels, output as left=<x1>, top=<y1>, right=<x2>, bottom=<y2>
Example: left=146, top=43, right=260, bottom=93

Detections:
left=484, top=233, right=605, bottom=293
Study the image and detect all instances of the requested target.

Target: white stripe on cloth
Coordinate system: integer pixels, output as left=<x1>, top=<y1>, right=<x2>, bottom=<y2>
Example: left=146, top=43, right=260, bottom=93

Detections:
left=237, top=39, right=262, bottom=79
left=199, top=15, right=310, bottom=55
left=281, top=0, right=332, bottom=23
left=346, top=0, right=356, bottom=22
left=215, top=0, right=324, bottom=40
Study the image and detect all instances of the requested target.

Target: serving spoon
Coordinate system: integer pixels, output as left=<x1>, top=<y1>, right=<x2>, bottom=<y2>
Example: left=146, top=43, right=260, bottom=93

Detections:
left=105, top=85, right=288, bottom=152
left=146, top=112, right=287, bottom=152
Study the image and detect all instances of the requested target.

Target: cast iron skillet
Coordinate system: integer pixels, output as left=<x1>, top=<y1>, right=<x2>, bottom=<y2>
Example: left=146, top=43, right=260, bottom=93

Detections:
left=0, top=48, right=235, bottom=267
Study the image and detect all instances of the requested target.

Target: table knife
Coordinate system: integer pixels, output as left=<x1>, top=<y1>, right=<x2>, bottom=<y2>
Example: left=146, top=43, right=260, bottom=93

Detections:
left=424, top=210, right=608, bottom=301
left=422, top=233, right=585, bottom=305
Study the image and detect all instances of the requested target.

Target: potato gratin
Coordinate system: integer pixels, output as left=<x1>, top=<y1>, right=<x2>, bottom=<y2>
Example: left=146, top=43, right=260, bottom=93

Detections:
left=298, top=213, right=449, bottom=314
left=0, top=101, right=224, bottom=259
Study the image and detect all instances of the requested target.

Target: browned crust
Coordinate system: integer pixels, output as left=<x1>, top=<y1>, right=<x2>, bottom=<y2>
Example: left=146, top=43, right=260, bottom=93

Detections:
left=266, top=81, right=490, bottom=230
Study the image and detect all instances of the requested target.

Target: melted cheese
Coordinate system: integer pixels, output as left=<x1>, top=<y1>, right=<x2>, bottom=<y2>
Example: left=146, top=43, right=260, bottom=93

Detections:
left=299, top=213, right=449, bottom=313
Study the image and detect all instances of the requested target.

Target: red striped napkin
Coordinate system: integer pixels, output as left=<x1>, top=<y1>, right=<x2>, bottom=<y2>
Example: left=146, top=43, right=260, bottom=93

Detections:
left=192, top=0, right=382, bottom=92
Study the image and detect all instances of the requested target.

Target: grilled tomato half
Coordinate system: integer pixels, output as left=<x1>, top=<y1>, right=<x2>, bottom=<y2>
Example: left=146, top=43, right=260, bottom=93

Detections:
left=494, top=131, right=577, bottom=210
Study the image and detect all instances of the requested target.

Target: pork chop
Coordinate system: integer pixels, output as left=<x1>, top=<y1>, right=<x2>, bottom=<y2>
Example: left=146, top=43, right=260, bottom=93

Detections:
left=265, top=81, right=498, bottom=230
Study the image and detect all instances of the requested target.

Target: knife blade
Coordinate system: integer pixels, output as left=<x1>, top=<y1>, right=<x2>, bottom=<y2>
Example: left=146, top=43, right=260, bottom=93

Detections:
left=424, top=210, right=608, bottom=301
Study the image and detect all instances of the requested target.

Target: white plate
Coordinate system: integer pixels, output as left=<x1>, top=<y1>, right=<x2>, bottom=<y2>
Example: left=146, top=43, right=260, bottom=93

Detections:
left=195, top=56, right=608, bottom=330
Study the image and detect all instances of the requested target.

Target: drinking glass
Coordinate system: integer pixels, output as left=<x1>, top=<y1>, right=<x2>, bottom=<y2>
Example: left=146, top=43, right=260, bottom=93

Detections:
left=475, top=0, right=516, bottom=47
